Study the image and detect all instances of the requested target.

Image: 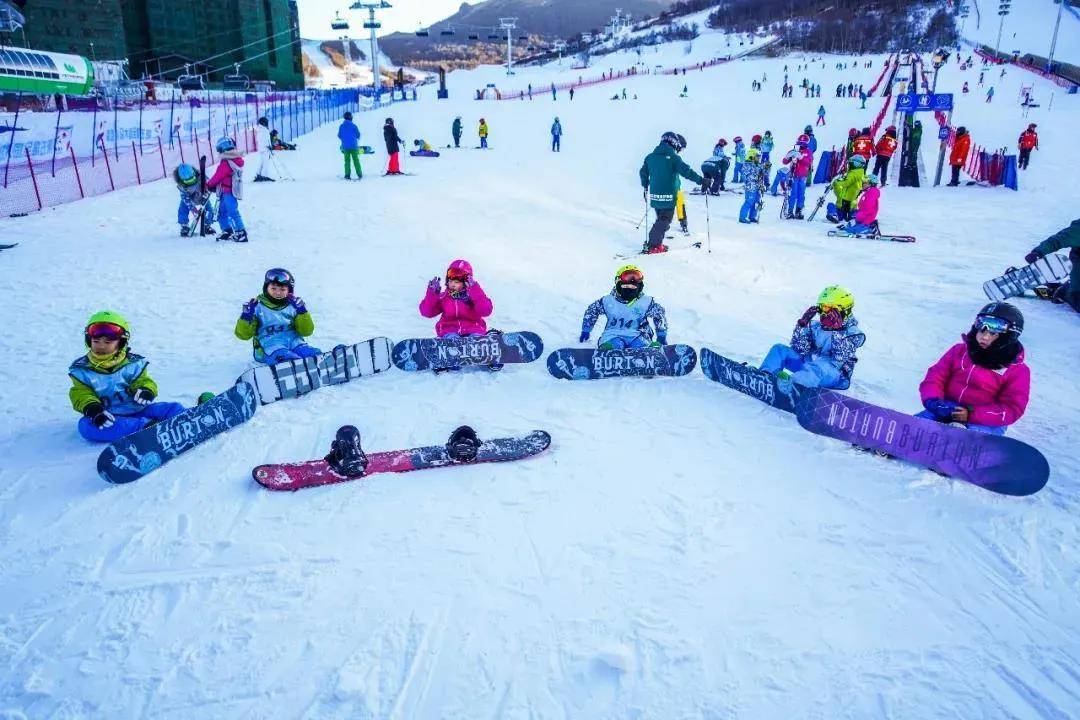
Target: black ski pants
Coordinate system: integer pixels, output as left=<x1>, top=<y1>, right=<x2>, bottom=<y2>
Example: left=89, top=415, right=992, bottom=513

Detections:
left=872, top=155, right=890, bottom=184
left=949, top=164, right=961, bottom=185
left=1018, top=147, right=1031, bottom=169
left=648, top=208, right=674, bottom=249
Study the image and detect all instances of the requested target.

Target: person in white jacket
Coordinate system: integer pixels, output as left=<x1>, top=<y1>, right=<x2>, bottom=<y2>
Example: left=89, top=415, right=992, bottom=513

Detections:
left=253, top=117, right=274, bottom=182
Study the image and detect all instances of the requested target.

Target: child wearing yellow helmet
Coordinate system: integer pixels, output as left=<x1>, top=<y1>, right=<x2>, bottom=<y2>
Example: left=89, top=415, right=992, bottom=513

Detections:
left=579, top=265, right=669, bottom=349
left=758, top=285, right=866, bottom=389
left=68, top=311, right=188, bottom=443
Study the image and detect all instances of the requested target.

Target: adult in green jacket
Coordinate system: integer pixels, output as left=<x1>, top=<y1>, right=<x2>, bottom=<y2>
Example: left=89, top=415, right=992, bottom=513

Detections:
left=639, top=132, right=705, bottom=252
left=451, top=116, right=463, bottom=148
left=1026, top=218, right=1080, bottom=312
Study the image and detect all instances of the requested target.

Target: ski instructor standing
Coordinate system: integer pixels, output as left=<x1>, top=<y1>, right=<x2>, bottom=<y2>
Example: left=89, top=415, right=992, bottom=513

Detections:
left=640, top=132, right=705, bottom=254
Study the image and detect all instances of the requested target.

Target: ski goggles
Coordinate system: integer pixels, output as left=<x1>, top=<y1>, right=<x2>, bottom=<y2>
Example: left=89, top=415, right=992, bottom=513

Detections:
left=974, top=314, right=1011, bottom=335
left=618, top=270, right=643, bottom=283
left=264, top=268, right=293, bottom=285
left=86, top=322, right=125, bottom=340
left=446, top=269, right=470, bottom=281
left=817, top=304, right=847, bottom=316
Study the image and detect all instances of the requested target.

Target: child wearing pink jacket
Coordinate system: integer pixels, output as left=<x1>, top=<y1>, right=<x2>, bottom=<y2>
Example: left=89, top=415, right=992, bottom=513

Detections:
left=917, top=302, right=1030, bottom=435
left=419, top=259, right=493, bottom=337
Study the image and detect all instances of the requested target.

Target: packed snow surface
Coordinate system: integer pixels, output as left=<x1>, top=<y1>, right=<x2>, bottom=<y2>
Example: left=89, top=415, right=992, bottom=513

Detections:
left=1, top=42, right=1079, bottom=719
left=962, top=0, right=1080, bottom=66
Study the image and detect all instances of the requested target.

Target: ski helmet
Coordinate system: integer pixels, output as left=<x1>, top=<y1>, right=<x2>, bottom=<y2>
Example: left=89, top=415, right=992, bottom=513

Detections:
left=173, top=163, right=198, bottom=188
left=864, top=173, right=879, bottom=186
left=803, top=124, right=813, bottom=134
left=956, top=126, right=967, bottom=135
left=446, top=259, right=473, bottom=282
left=614, top=264, right=644, bottom=301
left=974, top=302, right=1024, bottom=336
left=413, top=139, right=421, bottom=146
left=661, top=131, right=686, bottom=152
left=848, top=128, right=858, bottom=137
left=215, top=136, right=236, bottom=153
left=764, top=130, right=772, bottom=137
left=848, top=154, right=867, bottom=169
left=886, top=124, right=897, bottom=134
left=797, top=133, right=810, bottom=146
left=263, top=268, right=295, bottom=294
left=1027, top=123, right=1036, bottom=130
left=751, top=134, right=762, bottom=144
left=716, top=138, right=727, bottom=146
left=746, top=147, right=761, bottom=162
left=860, top=126, right=870, bottom=135
left=343, top=111, right=353, bottom=120
left=258, top=116, right=269, bottom=127
left=385, top=117, right=394, bottom=125
left=733, top=136, right=743, bottom=143
left=85, top=310, right=131, bottom=349
left=817, top=285, right=854, bottom=315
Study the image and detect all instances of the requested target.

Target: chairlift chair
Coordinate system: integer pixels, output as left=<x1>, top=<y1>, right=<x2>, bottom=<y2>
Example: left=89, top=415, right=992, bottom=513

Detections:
left=518, top=35, right=528, bottom=41
left=488, top=31, right=499, bottom=39
left=223, top=64, right=251, bottom=91
left=468, top=33, right=479, bottom=40
left=440, top=27, right=455, bottom=37
left=415, top=28, right=430, bottom=37
left=331, top=11, right=349, bottom=31
left=177, top=72, right=204, bottom=91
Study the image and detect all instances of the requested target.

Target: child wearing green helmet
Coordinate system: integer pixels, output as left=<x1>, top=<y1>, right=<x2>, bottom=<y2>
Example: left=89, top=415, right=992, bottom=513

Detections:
left=826, top=155, right=867, bottom=223
left=579, top=265, right=669, bottom=349
left=759, top=286, right=866, bottom=389
left=173, top=163, right=216, bottom=237
left=68, top=311, right=188, bottom=443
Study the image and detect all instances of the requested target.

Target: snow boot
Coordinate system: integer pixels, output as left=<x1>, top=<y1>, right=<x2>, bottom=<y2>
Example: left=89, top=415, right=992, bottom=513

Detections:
left=794, top=209, right=804, bottom=219
left=232, top=230, right=249, bottom=243
left=253, top=174, right=275, bottom=182
left=325, top=425, right=369, bottom=477
left=180, top=225, right=191, bottom=237
left=643, top=244, right=669, bottom=255
left=446, top=425, right=481, bottom=462
left=217, top=229, right=234, bottom=241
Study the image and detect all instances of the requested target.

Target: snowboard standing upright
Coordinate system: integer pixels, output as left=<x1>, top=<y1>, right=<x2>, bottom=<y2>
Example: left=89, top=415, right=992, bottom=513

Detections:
left=795, top=388, right=1050, bottom=496
left=547, top=344, right=697, bottom=380
left=392, top=331, right=543, bottom=371
left=982, top=254, right=1072, bottom=301
left=97, top=382, right=258, bottom=484
left=238, top=337, right=393, bottom=405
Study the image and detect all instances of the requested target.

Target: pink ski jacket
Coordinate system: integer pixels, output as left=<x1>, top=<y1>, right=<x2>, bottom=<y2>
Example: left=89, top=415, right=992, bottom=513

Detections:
left=918, top=339, right=1031, bottom=427
left=854, top=186, right=880, bottom=225
left=419, top=282, right=493, bottom=337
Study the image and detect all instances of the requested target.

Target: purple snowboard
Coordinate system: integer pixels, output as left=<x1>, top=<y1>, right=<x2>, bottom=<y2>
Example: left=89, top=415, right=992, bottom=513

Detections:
left=795, top=389, right=1049, bottom=496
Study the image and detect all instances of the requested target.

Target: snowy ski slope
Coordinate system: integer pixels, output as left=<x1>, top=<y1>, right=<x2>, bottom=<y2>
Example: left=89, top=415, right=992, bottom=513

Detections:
left=1, top=40, right=1079, bottom=719
left=963, top=0, right=1080, bottom=66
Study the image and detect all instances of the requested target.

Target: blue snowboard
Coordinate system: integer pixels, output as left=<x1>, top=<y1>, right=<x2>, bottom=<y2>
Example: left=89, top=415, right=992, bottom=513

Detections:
left=392, top=331, right=543, bottom=371
left=699, top=347, right=804, bottom=413
left=96, top=382, right=258, bottom=484
left=795, top=388, right=1050, bottom=496
left=546, top=344, right=697, bottom=380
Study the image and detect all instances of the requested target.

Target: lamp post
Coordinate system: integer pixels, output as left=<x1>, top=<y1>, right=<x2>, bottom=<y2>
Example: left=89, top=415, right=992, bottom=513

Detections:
left=1048, top=0, right=1065, bottom=72
left=350, top=0, right=393, bottom=100
left=994, top=1, right=1011, bottom=59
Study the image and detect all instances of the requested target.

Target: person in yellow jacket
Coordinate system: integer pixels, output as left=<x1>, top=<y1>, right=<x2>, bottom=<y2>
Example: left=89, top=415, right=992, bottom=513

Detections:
left=826, top=155, right=867, bottom=222
left=478, top=118, right=489, bottom=149
left=68, top=311, right=188, bottom=443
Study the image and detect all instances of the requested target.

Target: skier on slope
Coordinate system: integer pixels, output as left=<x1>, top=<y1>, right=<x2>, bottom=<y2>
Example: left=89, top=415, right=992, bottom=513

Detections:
left=917, top=302, right=1030, bottom=435
left=68, top=311, right=188, bottom=443
left=478, top=118, right=490, bottom=148
left=731, top=136, right=746, bottom=183
left=700, top=138, right=730, bottom=194
left=837, top=174, right=880, bottom=235
left=781, top=135, right=813, bottom=219
left=419, top=259, right=500, bottom=372
left=205, top=137, right=247, bottom=242
left=825, top=155, right=867, bottom=223
left=579, top=265, right=669, bottom=350
left=252, top=117, right=274, bottom=182
left=803, top=125, right=819, bottom=185
left=451, top=116, right=463, bottom=148
left=173, top=163, right=216, bottom=237
left=1017, top=123, right=1038, bottom=170
left=551, top=117, right=563, bottom=152
left=1025, top=219, right=1080, bottom=312
left=235, top=268, right=322, bottom=364
left=737, top=147, right=767, bottom=224
left=872, top=126, right=898, bottom=186
left=338, top=111, right=362, bottom=180
left=758, top=285, right=866, bottom=390
left=383, top=118, right=405, bottom=174
left=639, top=131, right=706, bottom=254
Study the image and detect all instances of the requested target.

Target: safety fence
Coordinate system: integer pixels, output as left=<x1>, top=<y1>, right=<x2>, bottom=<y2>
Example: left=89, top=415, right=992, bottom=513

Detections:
left=967, top=41, right=1080, bottom=90
left=0, top=88, right=375, bottom=217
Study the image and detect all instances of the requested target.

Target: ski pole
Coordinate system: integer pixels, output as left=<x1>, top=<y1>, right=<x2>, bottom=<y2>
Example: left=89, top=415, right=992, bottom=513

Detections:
left=704, top=188, right=712, bottom=253
left=635, top=196, right=648, bottom=230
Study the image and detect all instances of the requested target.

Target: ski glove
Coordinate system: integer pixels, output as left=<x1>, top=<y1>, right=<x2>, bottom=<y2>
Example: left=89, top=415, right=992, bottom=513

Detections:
left=427, top=277, right=441, bottom=295
left=240, top=298, right=258, bottom=321
left=796, top=306, right=819, bottom=327
left=579, top=331, right=590, bottom=343
left=1024, top=250, right=1043, bottom=264
left=84, top=403, right=116, bottom=429
left=131, top=387, right=156, bottom=406
left=289, top=295, right=308, bottom=315
left=656, top=333, right=667, bottom=345
left=923, top=398, right=960, bottom=421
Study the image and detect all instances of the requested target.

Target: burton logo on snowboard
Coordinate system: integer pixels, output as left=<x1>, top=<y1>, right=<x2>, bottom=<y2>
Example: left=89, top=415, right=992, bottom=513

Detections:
left=97, top=382, right=258, bottom=484
left=237, top=337, right=392, bottom=405
left=547, top=344, right=697, bottom=380
left=699, top=347, right=803, bottom=413
left=392, top=331, right=543, bottom=371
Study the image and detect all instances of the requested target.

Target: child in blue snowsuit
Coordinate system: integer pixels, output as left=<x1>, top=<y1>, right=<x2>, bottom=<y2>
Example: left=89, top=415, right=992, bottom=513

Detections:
left=551, top=117, right=563, bottom=152
left=173, top=163, right=215, bottom=237
left=759, top=286, right=866, bottom=390
left=738, top=149, right=766, bottom=223
left=732, top=137, right=746, bottom=183
left=69, top=311, right=187, bottom=443
left=760, top=131, right=775, bottom=184
left=234, top=268, right=322, bottom=364
left=579, top=265, right=668, bottom=350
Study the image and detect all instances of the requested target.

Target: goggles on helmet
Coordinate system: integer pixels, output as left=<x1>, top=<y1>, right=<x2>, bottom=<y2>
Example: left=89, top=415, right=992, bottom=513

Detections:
left=618, top=269, right=643, bottom=284
left=87, top=322, right=125, bottom=341
left=264, top=268, right=293, bottom=285
left=974, top=314, right=1010, bottom=335
left=446, top=268, right=469, bottom=281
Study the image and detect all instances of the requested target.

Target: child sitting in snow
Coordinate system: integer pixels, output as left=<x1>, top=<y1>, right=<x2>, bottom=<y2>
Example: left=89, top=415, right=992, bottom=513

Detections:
left=579, top=264, right=668, bottom=350
left=917, top=302, right=1029, bottom=435
left=69, top=311, right=188, bottom=443
left=419, top=259, right=499, bottom=371
left=759, top=285, right=866, bottom=389
left=840, top=174, right=880, bottom=235
left=173, top=163, right=215, bottom=237
left=235, top=268, right=322, bottom=364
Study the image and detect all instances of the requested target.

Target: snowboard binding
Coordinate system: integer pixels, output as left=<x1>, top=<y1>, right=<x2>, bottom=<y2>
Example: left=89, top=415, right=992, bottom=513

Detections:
left=446, top=425, right=481, bottom=463
left=325, top=425, right=369, bottom=477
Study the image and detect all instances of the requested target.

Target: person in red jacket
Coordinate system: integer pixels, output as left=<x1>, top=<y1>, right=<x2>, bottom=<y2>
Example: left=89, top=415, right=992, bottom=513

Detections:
left=419, top=259, right=500, bottom=372
left=947, top=126, right=971, bottom=186
left=872, top=126, right=898, bottom=185
left=917, top=302, right=1030, bottom=435
left=1017, top=123, right=1038, bottom=170
left=851, top=127, right=874, bottom=162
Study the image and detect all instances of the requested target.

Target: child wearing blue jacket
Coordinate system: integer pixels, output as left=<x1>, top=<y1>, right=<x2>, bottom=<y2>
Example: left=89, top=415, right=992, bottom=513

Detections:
left=579, top=265, right=668, bottom=350
left=338, top=112, right=362, bottom=180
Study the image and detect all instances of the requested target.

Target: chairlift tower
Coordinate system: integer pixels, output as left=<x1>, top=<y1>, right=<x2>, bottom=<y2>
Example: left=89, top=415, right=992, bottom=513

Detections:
left=500, top=17, right=518, bottom=75
left=350, top=0, right=393, bottom=97
left=994, top=1, right=1011, bottom=58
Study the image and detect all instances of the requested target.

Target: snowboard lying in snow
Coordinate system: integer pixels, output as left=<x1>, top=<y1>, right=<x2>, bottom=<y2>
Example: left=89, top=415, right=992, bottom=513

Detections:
left=392, top=331, right=543, bottom=371
left=97, top=382, right=258, bottom=484
left=699, top=347, right=803, bottom=413
left=253, top=426, right=552, bottom=491
left=546, top=344, right=697, bottom=380
left=795, top=389, right=1050, bottom=496
left=237, top=337, right=393, bottom=405
left=982, top=254, right=1072, bottom=301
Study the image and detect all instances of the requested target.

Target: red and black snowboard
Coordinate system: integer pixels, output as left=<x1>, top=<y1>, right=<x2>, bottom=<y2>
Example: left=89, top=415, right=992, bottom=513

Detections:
left=252, top=425, right=551, bottom=491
